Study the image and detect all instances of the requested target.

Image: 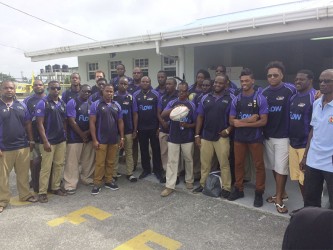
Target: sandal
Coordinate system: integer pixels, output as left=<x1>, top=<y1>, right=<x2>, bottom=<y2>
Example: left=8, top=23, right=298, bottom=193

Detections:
left=275, top=202, right=288, bottom=214
left=26, top=196, right=38, bottom=203
left=266, top=195, right=288, bottom=203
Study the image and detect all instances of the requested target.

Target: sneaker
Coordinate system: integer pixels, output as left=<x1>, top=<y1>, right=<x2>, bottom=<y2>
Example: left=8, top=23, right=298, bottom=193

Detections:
left=91, top=186, right=101, bottom=195
left=139, top=171, right=150, bottom=179
left=38, top=194, right=48, bottom=203
left=185, top=182, right=193, bottom=190
left=228, top=187, right=244, bottom=201
left=161, top=188, right=174, bottom=197
left=116, top=173, right=122, bottom=178
left=105, top=182, right=119, bottom=191
left=127, top=175, right=138, bottom=182
left=66, top=189, right=76, bottom=195
left=221, top=189, right=231, bottom=199
left=192, top=185, right=203, bottom=194
left=253, top=192, right=263, bottom=207
left=51, top=189, right=67, bottom=196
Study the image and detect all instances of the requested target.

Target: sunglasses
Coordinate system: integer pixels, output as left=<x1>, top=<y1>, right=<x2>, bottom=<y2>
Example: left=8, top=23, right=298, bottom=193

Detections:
left=50, top=87, right=61, bottom=91
left=319, top=79, right=333, bottom=84
left=267, top=74, right=280, bottom=78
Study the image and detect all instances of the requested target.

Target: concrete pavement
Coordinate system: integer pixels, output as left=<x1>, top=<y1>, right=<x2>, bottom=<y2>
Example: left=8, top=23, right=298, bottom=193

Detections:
left=1, top=169, right=289, bottom=250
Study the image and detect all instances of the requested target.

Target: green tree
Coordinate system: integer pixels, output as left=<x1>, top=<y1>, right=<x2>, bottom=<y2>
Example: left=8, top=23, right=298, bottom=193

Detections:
left=0, top=72, right=16, bottom=82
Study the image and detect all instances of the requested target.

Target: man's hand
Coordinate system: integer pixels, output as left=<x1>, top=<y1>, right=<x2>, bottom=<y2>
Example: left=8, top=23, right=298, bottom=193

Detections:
left=299, top=156, right=307, bottom=172
left=93, top=140, right=100, bottom=150
left=161, top=120, right=169, bottom=131
left=29, top=141, right=35, bottom=152
left=118, top=139, right=124, bottom=149
left=0, top=149, right=3, bottom=157
left=219, top=129, right=229, bottom=138
left=195, top=136, right=201, bottom=147
left=132, top=131, right=137, bottom=139
left=43, top=141, right=51, bottom=152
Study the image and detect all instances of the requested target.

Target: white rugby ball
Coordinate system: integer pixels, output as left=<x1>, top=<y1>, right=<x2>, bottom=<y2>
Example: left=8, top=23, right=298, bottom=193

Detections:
left=170, top=106, right=189, bottom=121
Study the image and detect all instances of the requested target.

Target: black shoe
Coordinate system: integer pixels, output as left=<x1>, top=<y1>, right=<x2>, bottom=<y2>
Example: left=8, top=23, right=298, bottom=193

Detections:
left=228, top=187, right=244, bottom=201
left=253, top=191, right=263, bottom=207
left=221, top=189, right=231, bottom=199
left=105, top=182, right=119, bottom=191
left=139, top=171, right=150, bottom=179
left=176, top=177, right=180, bottom=185
left=192, top=186, right=203, bottom=194
left=91, top=186, right=101, bottom=195
left=126, top=175, right=138, bottom=182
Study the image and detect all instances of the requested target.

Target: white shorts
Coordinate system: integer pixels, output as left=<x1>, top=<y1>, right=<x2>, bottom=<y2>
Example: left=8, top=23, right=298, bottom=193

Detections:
left=263, top=138, right=289, bottom=175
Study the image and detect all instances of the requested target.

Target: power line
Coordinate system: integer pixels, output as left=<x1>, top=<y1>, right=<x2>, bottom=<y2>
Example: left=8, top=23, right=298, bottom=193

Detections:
left=0, top=2, right=98, bottom=42
left=0, top=42, right=25, bottom=52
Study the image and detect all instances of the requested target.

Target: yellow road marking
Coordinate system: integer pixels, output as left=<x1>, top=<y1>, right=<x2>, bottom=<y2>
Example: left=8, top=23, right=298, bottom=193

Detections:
left=47, top=206, right=111, bottom=227
left=9, top=196, right=31, bottom=206
left=114, top=229, right=182, bottom=250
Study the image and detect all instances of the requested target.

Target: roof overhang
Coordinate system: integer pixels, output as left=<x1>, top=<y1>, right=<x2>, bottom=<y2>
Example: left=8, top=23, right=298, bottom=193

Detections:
left=25, top=5, right=333, bottom=62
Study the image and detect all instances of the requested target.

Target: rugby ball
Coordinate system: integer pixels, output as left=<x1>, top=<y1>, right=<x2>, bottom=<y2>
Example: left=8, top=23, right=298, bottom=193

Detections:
left=170, top=106, right=189, bottom=121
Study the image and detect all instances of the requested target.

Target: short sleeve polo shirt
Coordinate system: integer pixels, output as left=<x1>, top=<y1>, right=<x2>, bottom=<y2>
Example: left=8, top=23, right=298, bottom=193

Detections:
left=113, top=91, right=134, bottom=135
left=0, top=100, right=30, bottom=151
left=90, top=99, right=122, bottom=144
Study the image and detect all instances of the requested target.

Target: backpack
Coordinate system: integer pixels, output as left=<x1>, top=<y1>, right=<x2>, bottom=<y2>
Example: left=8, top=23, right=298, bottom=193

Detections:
left=203, top=171, right=222, bottom=198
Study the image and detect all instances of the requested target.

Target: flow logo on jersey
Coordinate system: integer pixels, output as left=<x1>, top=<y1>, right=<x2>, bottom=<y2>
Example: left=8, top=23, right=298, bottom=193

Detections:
left=290, top=113, right=302, bottom=120
left=78, top=115, right=89, bottom=122
left=139, top=105, right=153, bottom=111
left=238, top=113, right=252, bottom=119
left=122, top=109, right=129, bottom=115
left=269, top=106, right=282, bottom=112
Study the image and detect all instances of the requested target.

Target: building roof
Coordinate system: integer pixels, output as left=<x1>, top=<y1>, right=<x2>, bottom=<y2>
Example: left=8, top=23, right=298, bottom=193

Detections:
left=25, top=0, right=333, bottom=62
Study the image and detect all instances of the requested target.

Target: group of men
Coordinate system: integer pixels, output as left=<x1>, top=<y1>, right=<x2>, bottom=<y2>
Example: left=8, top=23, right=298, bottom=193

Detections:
left=1, top=61, right=332, bottom=215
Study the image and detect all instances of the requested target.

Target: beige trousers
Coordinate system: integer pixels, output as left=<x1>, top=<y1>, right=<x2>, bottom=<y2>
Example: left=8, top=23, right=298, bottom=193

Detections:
left=63, top=142, right=95, bottom=190
left=39, top=142, right=66, bottom=194
left=0, top=147, right=32, bottom=207
left=166, top=142, right=194, bottom=189
left=200, top=138, right=231, bottom=191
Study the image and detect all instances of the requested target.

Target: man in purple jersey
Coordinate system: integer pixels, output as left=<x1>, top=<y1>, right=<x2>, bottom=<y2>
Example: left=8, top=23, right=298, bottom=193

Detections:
left=157, top=78, right=178, bottom=173
left=289, top=70, right=316, bottom=200
left=62, top=73, right=81, bottom=104
left=64, top=85, right=95, bottom=194
left=133, top=76, right=164, bottom=182
left=155, top=70, right=167, bottom=97
left=193, top=75, right=234, bottom=198
left=90, top=78, right=107, bottom=102
left=89, top=84, right=125, bottom=195
left=113, top=77, right=137, bottom=182
left=160, top=82, right=196, bottom=196
left=228, top=68, right=268, bottom=207
left=111, top=64, right=133, bottom=92
left=262, top=61, right=296, bottom=214
left=0, top=81, right=38, bottom=213
left=23, top=80, right=46, bottom=192
left=36, top=81, right=67, bottom=203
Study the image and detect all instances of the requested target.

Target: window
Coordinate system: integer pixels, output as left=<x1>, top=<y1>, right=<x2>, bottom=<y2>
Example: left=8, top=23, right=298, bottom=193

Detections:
left=134, top=58, right=149, bottom=76
left=109, top=60, right=122, bottom=79
left=163, top=57, right=177, bottom=77
left=87, top=63, right=98, bottom=80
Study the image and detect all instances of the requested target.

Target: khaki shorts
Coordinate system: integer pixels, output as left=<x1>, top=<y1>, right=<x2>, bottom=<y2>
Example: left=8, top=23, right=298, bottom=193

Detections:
left=289, top=146, right=305, bottom=185
left=263, top=138, right=289, bottom=175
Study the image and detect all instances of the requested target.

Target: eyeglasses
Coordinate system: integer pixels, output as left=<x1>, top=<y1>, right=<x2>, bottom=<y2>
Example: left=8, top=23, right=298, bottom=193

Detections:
left=319, top=79, right=333, bottom=84
left=267, top=74, right=280, bottom=78
left=50, top=87, right=61, bottom=91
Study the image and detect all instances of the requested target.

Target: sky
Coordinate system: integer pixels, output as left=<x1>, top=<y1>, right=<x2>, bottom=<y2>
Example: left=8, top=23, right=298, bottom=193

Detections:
left=0, top=0, right=301, bottom=80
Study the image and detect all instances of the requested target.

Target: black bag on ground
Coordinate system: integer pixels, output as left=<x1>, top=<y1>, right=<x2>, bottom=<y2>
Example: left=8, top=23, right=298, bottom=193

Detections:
left=202, top=171, right=222, bottom=198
